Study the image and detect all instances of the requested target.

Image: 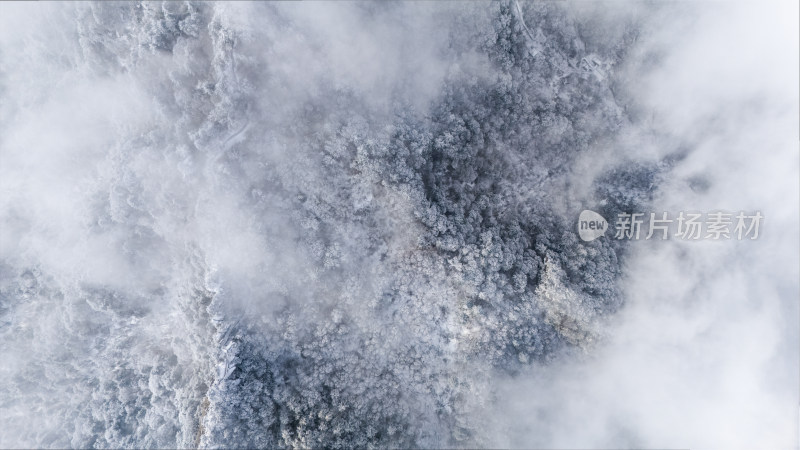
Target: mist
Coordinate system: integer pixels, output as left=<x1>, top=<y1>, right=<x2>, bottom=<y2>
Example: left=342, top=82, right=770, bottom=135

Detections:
left=0, top=1, right=797, bottom=448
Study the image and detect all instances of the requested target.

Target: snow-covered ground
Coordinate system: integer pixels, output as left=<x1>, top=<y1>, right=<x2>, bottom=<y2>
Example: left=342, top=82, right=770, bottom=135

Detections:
left=0, top=1, right=797, bottom=448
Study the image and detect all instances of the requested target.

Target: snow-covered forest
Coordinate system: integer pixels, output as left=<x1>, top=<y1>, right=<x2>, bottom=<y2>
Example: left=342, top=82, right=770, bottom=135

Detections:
left=0, top=1, right=797, bottom=448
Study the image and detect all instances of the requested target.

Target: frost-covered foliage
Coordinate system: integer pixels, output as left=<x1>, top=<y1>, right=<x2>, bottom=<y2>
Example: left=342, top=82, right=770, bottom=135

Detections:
left=0, top=1, right=672, bottom=447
